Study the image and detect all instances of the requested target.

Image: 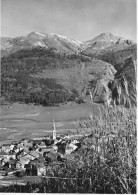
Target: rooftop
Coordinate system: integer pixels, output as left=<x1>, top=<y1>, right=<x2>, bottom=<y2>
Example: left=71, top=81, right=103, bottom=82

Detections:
left=0, top=151, right=8, bottom=155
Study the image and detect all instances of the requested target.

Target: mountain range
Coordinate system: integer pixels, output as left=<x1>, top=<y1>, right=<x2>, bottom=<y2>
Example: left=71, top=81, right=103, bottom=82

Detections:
left=1, top=32, right=137, bottom=107
left=1, top=31, right=135, bottom=56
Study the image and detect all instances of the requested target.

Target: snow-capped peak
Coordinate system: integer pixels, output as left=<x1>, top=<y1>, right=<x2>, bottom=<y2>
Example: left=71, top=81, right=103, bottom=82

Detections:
left=34, top=32, right=46, bottom=37
left=26, top=31, right=46, bottom=37
left=51, top=33, right=68, bottom=40
left=51, top=33, right=82, bottom=46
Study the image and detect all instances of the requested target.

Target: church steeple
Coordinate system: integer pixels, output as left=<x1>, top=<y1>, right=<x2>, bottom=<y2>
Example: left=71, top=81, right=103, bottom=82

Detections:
left=52, top=119, right=56, bottom=140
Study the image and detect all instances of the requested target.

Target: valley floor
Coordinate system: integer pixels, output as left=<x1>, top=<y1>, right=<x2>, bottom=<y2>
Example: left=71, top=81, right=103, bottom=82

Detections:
left=0, top=101, right=102, bottom=146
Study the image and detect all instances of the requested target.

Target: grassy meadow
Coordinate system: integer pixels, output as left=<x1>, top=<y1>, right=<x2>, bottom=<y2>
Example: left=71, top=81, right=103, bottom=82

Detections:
left=0, top=102, right=101, bottom=144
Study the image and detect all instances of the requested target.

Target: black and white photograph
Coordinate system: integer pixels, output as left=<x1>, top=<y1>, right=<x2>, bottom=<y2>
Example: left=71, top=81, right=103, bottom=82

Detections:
left=0, top=0, right=137, bottom=193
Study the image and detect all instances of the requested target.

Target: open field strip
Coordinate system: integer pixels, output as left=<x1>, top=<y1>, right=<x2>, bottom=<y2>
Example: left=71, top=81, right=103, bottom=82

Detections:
left=0, top=180, right=26, bottom=187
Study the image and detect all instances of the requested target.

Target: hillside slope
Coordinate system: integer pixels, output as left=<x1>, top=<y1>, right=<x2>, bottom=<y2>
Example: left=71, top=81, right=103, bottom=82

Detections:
left=1, top=32, right=137, bottom=107
left=1, top=47, right=116, bottom=106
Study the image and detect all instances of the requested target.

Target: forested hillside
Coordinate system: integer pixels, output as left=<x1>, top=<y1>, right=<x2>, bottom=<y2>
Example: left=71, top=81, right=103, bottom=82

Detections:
left=1, top=32, right=136, bottom=107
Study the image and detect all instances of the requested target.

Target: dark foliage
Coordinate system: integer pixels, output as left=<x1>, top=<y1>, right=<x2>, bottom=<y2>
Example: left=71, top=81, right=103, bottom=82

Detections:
left=1, top=48, right=91, bottom=106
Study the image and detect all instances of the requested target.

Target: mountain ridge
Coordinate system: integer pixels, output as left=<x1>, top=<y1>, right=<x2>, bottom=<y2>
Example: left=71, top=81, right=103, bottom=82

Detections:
left=1, top=31, right=135, bottom=57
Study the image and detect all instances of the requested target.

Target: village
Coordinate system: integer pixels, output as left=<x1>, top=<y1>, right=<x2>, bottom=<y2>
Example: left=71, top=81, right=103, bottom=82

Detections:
left=0, top=121, right=82, bottom=178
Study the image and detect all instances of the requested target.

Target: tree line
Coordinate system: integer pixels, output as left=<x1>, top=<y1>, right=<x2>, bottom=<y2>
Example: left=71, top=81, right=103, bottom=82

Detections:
left=1, top=47, right=83, bottom=106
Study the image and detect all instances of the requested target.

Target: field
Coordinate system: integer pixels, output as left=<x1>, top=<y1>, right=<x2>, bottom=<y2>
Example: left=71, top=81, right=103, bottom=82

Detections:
left=0, top=101, right=102, bottom=145
left=0, top=175, right=42, bottom=188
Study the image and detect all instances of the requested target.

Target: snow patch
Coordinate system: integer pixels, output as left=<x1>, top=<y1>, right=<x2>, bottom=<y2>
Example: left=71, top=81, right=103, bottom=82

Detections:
left=25, top=32, right=46, bottom=38
left=51, top=33, right=82, bottom=46
left=34, top=41, right=47, bottom=47
left=34, top=32, right=46, bottom=37
left=51, top=33, right=68, bottom=40
left=71, top=39, right=82, bottom=46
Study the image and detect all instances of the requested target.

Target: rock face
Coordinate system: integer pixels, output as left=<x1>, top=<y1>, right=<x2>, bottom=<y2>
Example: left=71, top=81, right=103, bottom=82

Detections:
left=114, top=57, right=136, bottom=106
left=88, top=63, right=116, bottom=104
left=85, top=42, right=137, bottom=106
left=89, top=57, right=136, bottom=106
left=90, top=79, right=111, bottom=104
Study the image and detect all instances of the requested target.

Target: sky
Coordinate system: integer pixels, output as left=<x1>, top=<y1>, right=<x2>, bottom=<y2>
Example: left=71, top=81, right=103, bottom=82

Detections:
left=1, top=0, right=137, bottom=41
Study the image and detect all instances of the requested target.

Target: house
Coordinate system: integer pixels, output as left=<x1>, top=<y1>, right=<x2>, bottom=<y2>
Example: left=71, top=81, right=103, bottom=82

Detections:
left=9, top=159, right=17, bottom=169
left=33, top=140, right=42, bottom=146
left=17, top=150, right=39, bottom=162
left=9, top=153, right=16, bottom=160
left=21, top=139, right=32, bottom=146
left=56, top=140, right=67, bottom=154
left=64, top=134, right=70, bottom=140
left=9, top=150, right=16, bottom=159
left=29, top=159, right=40, bottom=167
left=0, top=151, right=8, bottom=160
left=17, top=146, right=24, bottom=151
left=52, top=145, right=58, bottom=152
left=37, top=164, right=46, bottom=176
left=16, top=162, right=25, bottom=170
left=36, top=148, right=50, bottom=156
left=29, top=159, right=46, bottom=176
left=3, top=162, right=10, bottom=171
left=25, top=142, right=33, bottom=148
left=10, top=144, right=15, bottom=151
left=44, top=139, right=54, bottom=146
left=54, top=138, right=62, bottom=145
left=29, top=151, right=39, bottom=159
left=42, top=147, right=55, bottom=155
left=16, top=150, right=28, bottom=160
left=38, top=142, right=46, bottom=149
left=14, top=148, right=20, bottom=154
left=71, top=140, right=80, bottom=145
left=20, top=154, right=35, bottom=161
left=65, top=143, right=78, bottom=154
left=29, top=159, right=41, bottom=176
left=16, top=158, right=30, bottom=170
left=17, top=141, right=25, bottom=148
left=1, top=157, right=10, bottom=166
left=20, top=155, right=32, bottom=163
left=1, top=144, right=11, bottom=153
left=37, top=154, right=45, bottom=164
left=44, top=152, right=59, bottom=163
left=65, top=139, right=81, bottom=155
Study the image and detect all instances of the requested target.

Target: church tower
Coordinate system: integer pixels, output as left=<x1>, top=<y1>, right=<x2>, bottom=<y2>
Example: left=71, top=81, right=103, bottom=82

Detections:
left=52, top=119, right=56, bottom=140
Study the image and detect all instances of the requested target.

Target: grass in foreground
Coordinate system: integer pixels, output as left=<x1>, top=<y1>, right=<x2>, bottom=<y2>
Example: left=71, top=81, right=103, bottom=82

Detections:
left=0, top=106, right=136, bottom=193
